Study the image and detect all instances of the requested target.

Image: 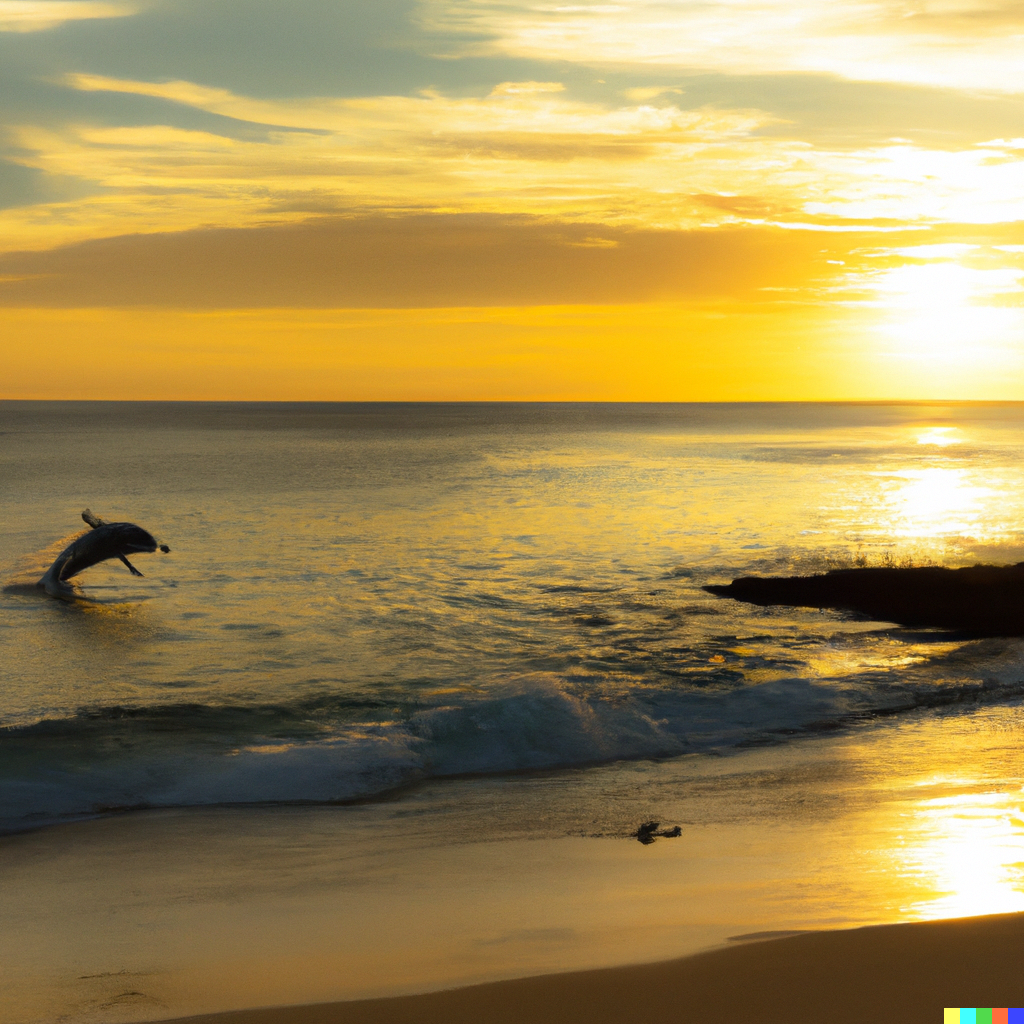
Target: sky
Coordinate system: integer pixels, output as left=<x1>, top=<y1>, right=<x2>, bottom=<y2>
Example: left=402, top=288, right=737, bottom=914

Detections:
left=2, top=0, right=1024, bottom=399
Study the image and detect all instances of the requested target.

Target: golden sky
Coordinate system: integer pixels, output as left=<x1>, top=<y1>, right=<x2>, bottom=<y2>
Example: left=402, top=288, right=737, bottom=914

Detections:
left=1, top=0, right=1023, bottom=399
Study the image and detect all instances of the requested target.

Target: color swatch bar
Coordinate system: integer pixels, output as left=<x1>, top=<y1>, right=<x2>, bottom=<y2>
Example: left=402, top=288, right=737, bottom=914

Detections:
left=944, top=1011, right=1024, bottom=1023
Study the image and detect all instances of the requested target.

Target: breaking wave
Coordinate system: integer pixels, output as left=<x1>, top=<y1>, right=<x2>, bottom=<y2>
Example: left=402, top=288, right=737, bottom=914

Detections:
left=4, top=670, right=1024, bottom=833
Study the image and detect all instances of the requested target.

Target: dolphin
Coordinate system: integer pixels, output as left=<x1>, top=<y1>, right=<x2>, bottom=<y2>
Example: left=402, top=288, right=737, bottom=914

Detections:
left=38, top=509, right=170, bottom=599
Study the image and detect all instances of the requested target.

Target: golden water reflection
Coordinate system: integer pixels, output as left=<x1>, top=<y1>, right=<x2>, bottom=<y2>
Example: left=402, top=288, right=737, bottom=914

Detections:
left=870, top=466, right=993, bottom=540
left=916, top=427, right=962, bottom=447
left=897, top=788, right=1024, bottom=920
left=808, top=419, right=1024, bottom=557
left=820, top=704, right=1024, bottom=924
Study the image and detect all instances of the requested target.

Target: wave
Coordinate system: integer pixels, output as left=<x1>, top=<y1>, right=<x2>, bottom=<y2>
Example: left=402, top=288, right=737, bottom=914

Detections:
left=3, top=670, right=1024, bottom=834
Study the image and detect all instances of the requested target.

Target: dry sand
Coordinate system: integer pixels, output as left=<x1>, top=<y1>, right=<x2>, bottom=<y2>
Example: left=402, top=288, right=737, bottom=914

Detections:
left=162, top=912, right=1024, bottom=1024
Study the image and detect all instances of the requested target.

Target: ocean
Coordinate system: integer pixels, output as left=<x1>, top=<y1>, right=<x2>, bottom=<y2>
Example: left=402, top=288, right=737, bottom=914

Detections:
left=4, top=400, right=1024, bottom=832
left=4, top=401, right=1024, bottom=1020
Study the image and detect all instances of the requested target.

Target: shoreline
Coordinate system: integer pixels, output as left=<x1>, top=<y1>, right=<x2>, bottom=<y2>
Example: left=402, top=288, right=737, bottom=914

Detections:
left=6, top=707, right=1024, bottom=1024
left=159, top=913, right=1024, bottom=1024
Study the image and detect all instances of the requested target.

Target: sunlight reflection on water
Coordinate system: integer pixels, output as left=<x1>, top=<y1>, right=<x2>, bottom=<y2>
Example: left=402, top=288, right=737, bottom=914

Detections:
left=884, top=467, right=990, bottom=539
left=5, top=403, right=1024, bottom=834
left=899, top=788, right=1024, bottom=919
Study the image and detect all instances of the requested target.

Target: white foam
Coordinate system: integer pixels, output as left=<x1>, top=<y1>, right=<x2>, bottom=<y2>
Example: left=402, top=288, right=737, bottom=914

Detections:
left=5, top=669, right=1024, bottom=834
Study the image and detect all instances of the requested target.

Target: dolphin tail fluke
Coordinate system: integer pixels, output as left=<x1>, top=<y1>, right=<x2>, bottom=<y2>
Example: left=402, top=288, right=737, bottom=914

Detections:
left=38, top=553, right=79, bottom=599
left=39, top=575, right=81, bottom=601
left=82, top=509, right=105, bottom=529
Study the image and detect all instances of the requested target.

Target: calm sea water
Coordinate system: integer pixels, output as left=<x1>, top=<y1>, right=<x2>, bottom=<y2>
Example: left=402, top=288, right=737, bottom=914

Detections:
left=3, top=401, right=1024, bottom=835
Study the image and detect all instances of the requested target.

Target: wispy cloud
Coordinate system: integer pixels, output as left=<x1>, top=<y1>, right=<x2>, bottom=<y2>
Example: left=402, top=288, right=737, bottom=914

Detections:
left=0, top=71, right=1014, bottom=254
left=422, top=0, right=1024, bottom=93
left=0, top=0, right=136, bottom=32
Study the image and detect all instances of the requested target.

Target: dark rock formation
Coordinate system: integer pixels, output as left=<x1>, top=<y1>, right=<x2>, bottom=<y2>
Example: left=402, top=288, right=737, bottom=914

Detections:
left=703, top=563, right=1024, bottom=635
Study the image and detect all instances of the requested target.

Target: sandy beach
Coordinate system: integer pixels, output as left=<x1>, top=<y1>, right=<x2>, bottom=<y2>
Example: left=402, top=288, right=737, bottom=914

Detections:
left=163, top=913, right=1024, bottom=1024
left=6, top=701, right=1024, bottom=1024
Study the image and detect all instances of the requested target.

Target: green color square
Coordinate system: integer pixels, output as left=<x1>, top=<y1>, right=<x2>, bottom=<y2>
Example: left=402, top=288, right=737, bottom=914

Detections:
left=979, top=1011, right=994, bottom=1024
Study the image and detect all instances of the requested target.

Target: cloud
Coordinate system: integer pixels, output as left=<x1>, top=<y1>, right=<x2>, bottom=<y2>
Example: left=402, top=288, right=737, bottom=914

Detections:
left=489, top=81, right=564, bottom=96
left=622, top=86, right=683, bottom=102
left=423, top=0, right=1024, bottom=93
left=9, top=70, right=1024, bottom=257
left=2, top=1, right=1024, bottom=324
left=0, top=1, right=135, bottom=32
left=0, top=78, right=799, bottom=249
left=65, top=72, right=241, bottom=110
left=0, top=214, right=842, bottom=308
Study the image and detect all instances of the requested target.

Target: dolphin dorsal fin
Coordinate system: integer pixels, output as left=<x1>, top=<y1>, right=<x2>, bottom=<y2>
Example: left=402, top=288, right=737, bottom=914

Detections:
left=81, top=509, right=105, bottom=529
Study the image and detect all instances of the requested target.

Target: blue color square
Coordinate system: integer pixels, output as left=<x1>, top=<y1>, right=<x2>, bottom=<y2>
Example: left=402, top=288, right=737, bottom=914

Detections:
left=1007, top=1010, right=1024, bottom=1024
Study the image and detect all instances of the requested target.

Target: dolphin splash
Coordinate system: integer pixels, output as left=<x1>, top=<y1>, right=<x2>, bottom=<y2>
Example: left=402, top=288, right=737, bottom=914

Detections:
left=38, top=509, right=171, bottom=600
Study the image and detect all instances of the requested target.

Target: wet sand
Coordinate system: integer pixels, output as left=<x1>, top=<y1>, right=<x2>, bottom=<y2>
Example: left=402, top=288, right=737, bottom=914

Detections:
left=163, top=913, right=1024, bottom=1024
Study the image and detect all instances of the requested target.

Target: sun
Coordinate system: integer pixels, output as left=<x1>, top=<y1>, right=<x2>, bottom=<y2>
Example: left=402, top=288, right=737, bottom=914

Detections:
left=871, top=258, right=1023, bottom=368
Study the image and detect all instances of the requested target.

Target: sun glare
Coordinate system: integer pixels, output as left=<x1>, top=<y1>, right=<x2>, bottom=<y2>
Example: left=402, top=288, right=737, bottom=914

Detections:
left=915, top=427, right=961, bottom=447
left=878, top=467, right=989, bottom=539
left=870, top=260, right=1023, bottom=368
left=899, top=790, right=1024, bottom=920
